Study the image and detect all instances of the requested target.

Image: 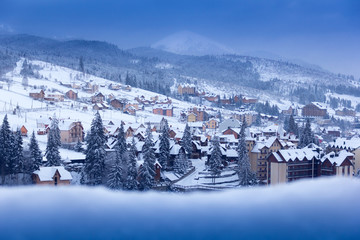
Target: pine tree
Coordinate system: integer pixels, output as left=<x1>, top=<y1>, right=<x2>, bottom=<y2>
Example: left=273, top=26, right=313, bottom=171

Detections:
left=138, top=123, right=156, bottom=190
left=116, top=124, right=127, bottom=156
left=12, top=130, right=24, bottom=173
left=299, top=119, right=315, bottom=148
left=181, top=124, right=192, bottom=158
left=28, top=131, right=42, bottom=172
left=288, top=115, right=298, bottom=136
left=51, top=117, right=61, bottom=147
left=0, top=115, right=15, bottom=179
left=174, top=149, right=188, bottom=174
left=159, top=118, right=170, bottom=170
left=107, top=158, right=123, bottom=190
left=283, top=116, right=290, bottom=132
left=74, top=139, right=84, bottom=152
left=237, top=122, right=257, bottom=186
left=82, top=112, right=106, bottom=185
left=208, top=136, right=222, bottom=183
left=44, top=117, right=62, bottom=167
left=254, top=115, right=261, bottom=126
left=125, top=138, right=138, bottom=190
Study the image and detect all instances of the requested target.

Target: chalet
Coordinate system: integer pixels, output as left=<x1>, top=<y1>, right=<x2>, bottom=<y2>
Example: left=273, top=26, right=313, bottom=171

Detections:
left=178, top=83, right=196, bottom=95
left=222, top=128, right=240, bottom=139
left=321, top=150, right=354, bottom=177
left=59, top=121, right=84, bottom=144
left=302, top=102, right=327, bottom=117
left=20, top=125, right=28, bottom=136
left=29, top=89, right=45, bottom=100
left=205, top=119, right=218, bottom=129
left=335, top=108, right=356, bottom=117
left=125, top=102, right=140, bottom=110
left=110, top=99, right=125, bottom=110
left=124, top=106, right=136, bottom=115
left=328, top=137, right=360, bottom=174
left=33, top=166, right=72, bottom=186
left=242, top=97, right=258, bottom=104
left=324, top=126, right=341, bottom=138
left=250, top=137, right=284, bottom=183
left=46, top=92, right=65, bottom=102
left=187, top=112, right=197, bottom=122
left=232, top=111, right=257, bottom=126
left=204, top=94, right=219, bottom=103
left=93, top=103, right=109, bottom=111
left=281, top=106, right=297, bottom=116
left=267, top=146, right=321, bottom=185
left=123, top=85, right=132, bottom=91
left=82, top=82, right=99, bottom=94
left=108, top=83, right=122, bottom=90
left=188, top=107, right=208, bottom=122
left=65, top=90, right=78, bottom=100
left=92, top=92, right=105, bottom=103
left=152, top=104, right=173, bottom=117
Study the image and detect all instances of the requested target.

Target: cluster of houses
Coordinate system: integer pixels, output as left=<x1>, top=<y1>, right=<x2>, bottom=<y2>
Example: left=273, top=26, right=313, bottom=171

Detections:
left=25, top=114, right=360, bottom=187
left=282, top=102, right=357, bottom=118
left=177, top=83, right=258, bottom=106
left=98, top=118, right=359, bottom=186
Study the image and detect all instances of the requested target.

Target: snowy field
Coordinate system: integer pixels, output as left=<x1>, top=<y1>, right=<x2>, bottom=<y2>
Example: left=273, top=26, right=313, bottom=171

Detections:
left=0, top=177, right=359, bottom=240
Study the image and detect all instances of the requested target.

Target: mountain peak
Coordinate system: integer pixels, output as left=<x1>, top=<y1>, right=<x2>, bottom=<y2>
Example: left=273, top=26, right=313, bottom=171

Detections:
left=151, top=31, right=234, bottom=56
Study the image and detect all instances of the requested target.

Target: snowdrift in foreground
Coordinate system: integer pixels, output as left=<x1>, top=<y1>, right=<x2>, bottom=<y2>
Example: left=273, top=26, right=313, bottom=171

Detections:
left=0, top=177, right=359, bottom=240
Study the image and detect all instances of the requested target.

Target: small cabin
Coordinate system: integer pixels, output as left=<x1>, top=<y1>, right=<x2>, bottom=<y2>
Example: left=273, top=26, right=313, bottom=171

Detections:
left=32, top=166, right=72, bottom=186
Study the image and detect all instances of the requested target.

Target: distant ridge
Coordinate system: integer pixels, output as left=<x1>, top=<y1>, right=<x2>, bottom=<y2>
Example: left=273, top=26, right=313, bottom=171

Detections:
left=152, top=31, right=234, bottom=56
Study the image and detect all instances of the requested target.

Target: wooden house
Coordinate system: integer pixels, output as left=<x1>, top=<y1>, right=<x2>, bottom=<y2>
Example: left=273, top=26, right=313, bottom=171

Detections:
left=20, top=125, right=28, bottom=136
left=59, top=121, right=84, bottom=144
left=110, top=99, right=125, bottom=110
left=65, top=90, right=78, bottom=100
left=92, top=92, right=105, bottom=103
left=302, top=102, right=327, bottom=117
left=32, top=166, right=72, bottom=186
left=29, top=89, right=45, bottom=100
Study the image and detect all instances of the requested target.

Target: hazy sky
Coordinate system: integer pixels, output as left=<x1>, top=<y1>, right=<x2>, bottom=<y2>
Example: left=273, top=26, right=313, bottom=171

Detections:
left=0, top=0, right=359, bottom=77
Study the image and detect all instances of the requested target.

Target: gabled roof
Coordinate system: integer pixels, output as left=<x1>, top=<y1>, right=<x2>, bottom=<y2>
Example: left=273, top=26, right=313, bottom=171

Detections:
left=329, top=137, right=360, bottom=150
left=33, top=166, right=72, bottom=181
left=311, top=102, right=327, bottom=110
left=276, top=148, right=319, bottom=162
left=321, top=150, right=354, bottom=166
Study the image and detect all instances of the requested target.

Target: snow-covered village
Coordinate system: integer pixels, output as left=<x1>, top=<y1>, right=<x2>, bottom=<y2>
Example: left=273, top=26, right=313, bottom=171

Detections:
left=0, top=1, right=360, bottom=239
left=0, top=58, right=358, bottom=191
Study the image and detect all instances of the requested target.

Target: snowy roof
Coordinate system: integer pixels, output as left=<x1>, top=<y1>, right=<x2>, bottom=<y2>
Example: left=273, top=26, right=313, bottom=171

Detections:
left=170, top=143, right=183, bottom=155
left=311, top=102, right=327, bottom=110
left=263, top=124, right=279, bottom=133
left=188, top=122, right=204, bottom=128
left=219, top=119, right=241, bottom=132
left=33, top=166, right=72, bottom=181
left=153, top=104, right=173, bottom=110
left=329, top=137, right=360, bottom=150
left=276, top=148, right=319, bottom=162
left=321, top=150, right=354, bottom=165
left=251, top=136, right=279, bottom=152
left=58, top=120, right=80, bottom=131
left=226, top=149, right=238, bottom=158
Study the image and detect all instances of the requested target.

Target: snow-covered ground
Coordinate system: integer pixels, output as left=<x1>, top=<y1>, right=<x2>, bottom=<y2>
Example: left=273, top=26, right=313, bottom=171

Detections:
left=0, top=177, right=358, bottom=239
